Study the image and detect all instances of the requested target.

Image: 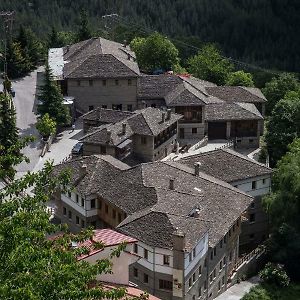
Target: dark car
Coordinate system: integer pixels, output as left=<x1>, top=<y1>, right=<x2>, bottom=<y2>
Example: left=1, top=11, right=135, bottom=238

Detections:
left=71, top=142, right=83, bottom=156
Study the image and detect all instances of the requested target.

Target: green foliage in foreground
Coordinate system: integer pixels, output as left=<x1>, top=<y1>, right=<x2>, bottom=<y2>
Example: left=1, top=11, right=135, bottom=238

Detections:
left=259, top=263, right=290, bottom=287
left=36, top=113, right=57, bottom=138
left=0, top=156, right=143, bottom=299
left=242, top=283, right=300, bottom=300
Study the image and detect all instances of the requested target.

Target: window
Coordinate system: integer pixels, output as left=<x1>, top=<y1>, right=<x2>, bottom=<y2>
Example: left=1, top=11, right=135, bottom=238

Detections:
left=143, top=273, right=149, bottom=284
left=100, top=146, right=106, bottom=154
left=214, top=247, right=217, bottom=256
left=189, top=253, right=193, bottom=262
left=249, top=233, right=255, bottom=240
left=204, top=258, right=207, bottom=268
left=112, top=209, right=116, bottom=219
left=141, top=136, right=147, bottom=144
left=210, top=251, right=213, bottom=260
left=127, top=104, right=133, bottom=111
left=189, top=278, right=192, bottom=287
left=249, top=213, right=256, bottom=223
left=252, top=181, right=257, bottom=190
left=81, top=198, right=84, bottom=207
left=81, top=220, right=85, bottom=228
left=88, top=105, right=94, bottom=111
left=219, top=261, right=222, bottom=271
left=193, top=248, right=196, bottom=257
left=218, top=281, right=221, bottom=291
left=204, top=281, right=207, bottom=290
left=77, top=80, right=80, bottom=86
left=213, top=269, right=216, bottom=278
left=68, top=210, right=72, bottom=219
left=192, top=296, right=196, bottom=300
left=91, top=199, right=96, bottom=209
left=68, top=191, right=71, bottom=198
left=105, top=204, right=109, bottom=214
left=249, top=139, right=254, bottom=143
left=220, top=240, right=223, bottom=248
left=133, top=268, right=138, bottom=277
left=144, top=249, right=148, bottom=260
left=193, top=273, right=196, bottom=282
left=134, top=244, right=138, bottom=254
left=263, top=178, right=266, bottom=184
left=229, top=251, right=232, bottom=262
left=76, top=194, right=79, bottom=203
left=63, top=207, right=66, bottom=216
left=163, top=255, right=170, bottom=265
left=102, top=80, right=106, bottom=86
left=76, top=216, right=79, bottom=225
left=223, top=257, right=226, bottom=266
left=250, top=202, right=255, bottom=209
left=98, top=200, right=102, bottom=210
left=198, top=265, right=202, bottom=276
left=224, top=235, right=227, bottom=244
left=118, top=213, right=122, bottom=223
left=128, top=79, right=132, bottom=85
left=192, top=128, right=197, bottom=134
left=102, top=105, right=107, bottom=109
left=159, top=279, right=172, bottom=290
left=198, top=286, right=202, bottom=297
left=115, top=79, right=119, bottom=85
left=222, top=276, right=225, bottom=286
left=89, top=80, right=93, bottom=86
left=209, top=274, right=213, bottom=283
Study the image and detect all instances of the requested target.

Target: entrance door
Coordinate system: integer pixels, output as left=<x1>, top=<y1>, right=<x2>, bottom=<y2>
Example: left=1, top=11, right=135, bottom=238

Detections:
left=179, top=128, right=185, bottom=139
left=208, top=122, right=227, bottom=140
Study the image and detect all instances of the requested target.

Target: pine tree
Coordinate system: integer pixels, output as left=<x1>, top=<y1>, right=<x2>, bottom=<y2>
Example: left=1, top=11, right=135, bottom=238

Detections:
left=48, top=26, right=63, bottom=48
left=38, top=64, right=71, bottom=126
left=76, top=9, right=93, bottom=42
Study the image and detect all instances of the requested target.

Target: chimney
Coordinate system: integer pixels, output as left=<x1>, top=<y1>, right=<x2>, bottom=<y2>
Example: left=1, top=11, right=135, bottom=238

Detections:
left=194, top=162, right=201, bottom=176
left=162, top=112, right=166, bottom=123
left=127, top=53, right=131, bottom=60
left=122, top=123, right=126, bottom=135
left=167, top=108, right=172, bottom=120
left=106, top=130, right=112, bottom=142
left=193, top=208, right=201, bottom=218
left=123, top=40, right=127, bottom=47
left=80, top=164, right=87, bottom=177
left=169, top=178, right=175, bottom=190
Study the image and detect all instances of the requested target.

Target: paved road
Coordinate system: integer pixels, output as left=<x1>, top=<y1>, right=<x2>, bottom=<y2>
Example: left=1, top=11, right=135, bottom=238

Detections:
left=13, top=67, right=43, bottom=177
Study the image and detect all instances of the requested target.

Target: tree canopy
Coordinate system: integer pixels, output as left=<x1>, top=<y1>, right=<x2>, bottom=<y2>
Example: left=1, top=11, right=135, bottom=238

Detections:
left=36, top=113, right=57, bottom=138
left=265, top=91, right=300, bottom=167
left=131, top=32, right=180, bottom=73
left=226, top=70, right=255, bottom=87
left=262, top=73, right=300, bottom=115
left=38, top=64, right=71, bottom=126
left=188, top=44, right=233, bottom=85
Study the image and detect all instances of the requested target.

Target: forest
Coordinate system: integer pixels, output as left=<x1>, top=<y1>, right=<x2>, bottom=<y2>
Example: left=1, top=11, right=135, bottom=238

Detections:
left=0, top=0, right=299, bottom=73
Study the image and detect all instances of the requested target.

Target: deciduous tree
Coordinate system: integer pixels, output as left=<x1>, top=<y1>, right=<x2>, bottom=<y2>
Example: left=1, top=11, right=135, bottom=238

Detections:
left=188, top=44, right=233, bottom=85
left=36, top=113, right=57, bottom=138
left=226, top=70, right=255, bottom=87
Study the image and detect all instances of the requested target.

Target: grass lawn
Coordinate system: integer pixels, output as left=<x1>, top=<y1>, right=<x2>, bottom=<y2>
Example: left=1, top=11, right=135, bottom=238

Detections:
left=242, top=283, right=300, bottom=300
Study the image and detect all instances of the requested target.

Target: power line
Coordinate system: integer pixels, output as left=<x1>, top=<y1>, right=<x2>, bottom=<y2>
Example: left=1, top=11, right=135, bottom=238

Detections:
left=102, top=13, right=282, bottom=76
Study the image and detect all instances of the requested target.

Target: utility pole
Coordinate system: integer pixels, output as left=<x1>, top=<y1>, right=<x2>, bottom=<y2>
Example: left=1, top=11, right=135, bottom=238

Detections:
left=0, top=11, right=15, bottom=79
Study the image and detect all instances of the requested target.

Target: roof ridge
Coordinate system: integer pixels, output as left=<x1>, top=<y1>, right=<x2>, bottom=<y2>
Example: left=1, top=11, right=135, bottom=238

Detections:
left=112, top=54, right=140, bottom=76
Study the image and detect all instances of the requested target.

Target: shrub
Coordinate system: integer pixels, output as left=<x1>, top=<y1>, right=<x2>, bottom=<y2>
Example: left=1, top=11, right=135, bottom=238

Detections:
left=259, top=263, right=290, bottom=287
left=242, top=286, right=271, bottom=300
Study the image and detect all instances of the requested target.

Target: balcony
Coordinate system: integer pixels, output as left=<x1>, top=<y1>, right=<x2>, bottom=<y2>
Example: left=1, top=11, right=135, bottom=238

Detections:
left=154, top=129, right=177, bottom=149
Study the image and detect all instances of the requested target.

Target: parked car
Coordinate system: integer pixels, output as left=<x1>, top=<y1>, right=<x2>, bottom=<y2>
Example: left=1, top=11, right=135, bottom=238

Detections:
left=72, top=142, right=83, bottom=156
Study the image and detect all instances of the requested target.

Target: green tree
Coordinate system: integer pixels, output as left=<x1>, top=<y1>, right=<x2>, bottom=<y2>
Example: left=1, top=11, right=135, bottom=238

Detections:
left=36, top=113, right=57, bottom=138
left=48, top=26, right=63, bottom=48
left=38, top=64, right=71, bottom=126
left=6, top=41, right=31, bottom=78
left=0, top=158, right=141, bottom=299
left=188, top=44, right=233, bottom=85
left=265, top=91, right=300, bottom=167
left=130, top=32, right=180, bottom=73
left=76, top=9, right=93, bottom=42
left=262, top=73, right=300, bottom=115
left=263, top=139, right=300, bottom=279
left=226, top=70, right=255, bottom=87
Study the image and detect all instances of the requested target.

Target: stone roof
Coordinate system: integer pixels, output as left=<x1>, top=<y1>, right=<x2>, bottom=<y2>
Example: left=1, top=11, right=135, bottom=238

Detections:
left=55, top=156, right=253, bottom=250
left=205, top=102, right=263, bottom=121
left=179, top=148, right=272, bottom=183
left=61, top=37, right=140, bottom=79
left=205, top=86, right=267, bottom=103
left=82, top=108, right=134, bottom=123
left=81, top=107, right=182, bottom=145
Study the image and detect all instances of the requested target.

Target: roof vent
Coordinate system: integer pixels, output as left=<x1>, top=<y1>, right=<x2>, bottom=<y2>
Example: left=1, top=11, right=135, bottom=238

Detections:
left=162, top=112, right=166, bottom=123
left=80, top=164, right=87, bottom=177
left=169, top=178, right=175, bottom=190
left=166, top=108, right=172, bottom=120
left=122, top=123, right=126, bottom=135
left=194, top=162, right=201, bottom=176
left=106, top=130, right=112, bottom=142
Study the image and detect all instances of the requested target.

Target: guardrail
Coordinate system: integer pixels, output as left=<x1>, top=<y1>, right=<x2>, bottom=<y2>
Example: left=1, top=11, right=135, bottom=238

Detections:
left=235, top=245, right=265, bottom=271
